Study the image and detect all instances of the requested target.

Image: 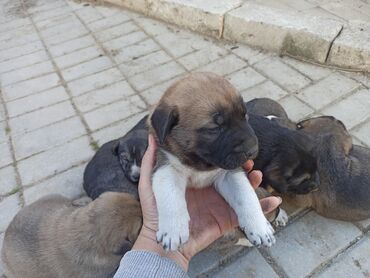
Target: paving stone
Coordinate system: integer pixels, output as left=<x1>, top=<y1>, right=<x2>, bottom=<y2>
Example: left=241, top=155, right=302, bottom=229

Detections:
left=0, top=142, right=13, bottom=168
left=6, top=86, right=69, bottom=118
left=254, top=57, right=311, bottom=92
left=0, top=121, right=7, bottom=144
left=224, top=3, right=343, bottom=63
left=74, top=80, right=136, bottom=113
left=198, top=55, right=247, bottom=76
left=155, top=30, right=216, bottom=58
left=18, top=136, right=93, bottom=186
left=44, top=27, right=89, bottom=47
left=87, top=12, right=131, bottom=32
left=67, top=67, right=124, bottom=97
left=0, top=31, right=39, bottom=52
left=35, top=13, right=78, bottom=30
left=351, top=121, right=370, bottom=147
left=296, top=73, right=361, bottom=110
left=343, top=72, right=370, bottom=88
left=0, top=17, right=31, bottom=33
left=0, top=40, right=44, bottom=63
left=318, top=237, right=370, bottom=278
left=103, top=0, right=149, bottom=14
left=95, top=5, right=123, bottom=17
left=119, top=50, right=172, bottom=77
left=13, top=117, right=86, bottom=160
left=40, top=20, right=86, bottom=39
left=141, top=76, right=184, bottom=106
left=135, top=16, right=173, bottom=37
left=102, top=31, right=148, bottom=53
left=129, top=61, right=184, bottom=91
left=0, top=60, right=54, bottom=86
left=321, top=2, right=370, bottom=21
left=0, top=50, right=49, bottom=74
left=328, top=21, right=370, bottom=72
left=75, top=6, right=104, bottom=23
left=23, top=164, right=86, bottom=205
left=322, top=89, right=370, bottom=129
left=279, top=95, right=315, bottom=122
left=95, top=21, right=139, bottom=42
left=53, top=46, right=103, bottom=70
left=148, top=0, right=243, bottom=37
left=48, top=35, right=96, bottom=58
left=32, top=6, right=72, bottom=22
left=92, top=111, right=148, bottom=145
left=28, top=1, right=67, bottom=14
left=113, top=39, right=161, bottom=64
left=2, top=73, right=60, bottom=102
left=178, top=45, right=228, bottom=71
left=189, top=245, right=243, bottom=277
left=268, top=211, right=362, bottom=278
left=226, top=67, right=266, bottom=92
left=9, top=101, right=75, bottom=136
left=241, top=80, right=289, bottom=102
left=83, top=95, right=146, bottom=131
left=230, top=44, right=271, bottom=65
left=213, top=249, right=279, bottom=278
left=61, top=56, right=113, bottom=82
left=0, top=166, right=17, bottom=196
left=0, top=194, right=21, bottom=232
left=282, top=57, right=332, bottom=81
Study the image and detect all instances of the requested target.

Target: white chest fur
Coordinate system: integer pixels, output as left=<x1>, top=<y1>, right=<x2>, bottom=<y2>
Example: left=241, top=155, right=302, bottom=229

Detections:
left=164, top=151, right=228, bottom=188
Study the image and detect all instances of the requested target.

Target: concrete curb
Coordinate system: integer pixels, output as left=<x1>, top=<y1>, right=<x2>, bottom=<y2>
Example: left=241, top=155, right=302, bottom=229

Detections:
left=101, top=0, right=369, bottom=72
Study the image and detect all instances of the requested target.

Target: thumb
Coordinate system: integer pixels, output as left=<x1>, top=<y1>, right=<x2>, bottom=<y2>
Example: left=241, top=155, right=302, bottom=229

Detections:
left=138, top=134, right=157, bottom=193
left=260, top=196, right=282, bottom=215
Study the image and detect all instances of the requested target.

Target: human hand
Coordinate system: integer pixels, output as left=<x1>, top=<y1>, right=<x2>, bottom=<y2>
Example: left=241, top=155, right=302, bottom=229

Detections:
left=132, top=135, right=282, bottom=271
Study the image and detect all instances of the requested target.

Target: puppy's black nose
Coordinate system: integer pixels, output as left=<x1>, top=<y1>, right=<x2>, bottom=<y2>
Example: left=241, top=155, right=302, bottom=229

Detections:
left=246, top=144, right=258, bottom=159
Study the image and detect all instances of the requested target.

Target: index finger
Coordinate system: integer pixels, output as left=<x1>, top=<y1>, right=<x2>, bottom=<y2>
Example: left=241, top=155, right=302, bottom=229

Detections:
left=138, top=134, right=157, bottom=192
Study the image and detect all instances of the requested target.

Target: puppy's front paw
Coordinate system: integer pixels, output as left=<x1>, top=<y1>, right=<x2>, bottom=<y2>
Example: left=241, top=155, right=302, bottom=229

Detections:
left=241, top=219, right=275, bottom=248
left=273, top=208, right=288, bottom=227
left=156, top=217, right=189, bottom=251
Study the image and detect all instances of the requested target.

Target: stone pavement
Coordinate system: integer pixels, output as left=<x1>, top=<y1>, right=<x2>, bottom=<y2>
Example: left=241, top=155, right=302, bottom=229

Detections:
left=0, top=0, right=370, bottom=277
left=102, top=0, right=370, bottom=72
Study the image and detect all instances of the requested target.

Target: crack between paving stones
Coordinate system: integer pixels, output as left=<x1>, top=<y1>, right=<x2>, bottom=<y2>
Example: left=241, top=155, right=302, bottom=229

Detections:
left=324, top=24, right=344, bottom=64
left=307, top=234, right=365, bottom=278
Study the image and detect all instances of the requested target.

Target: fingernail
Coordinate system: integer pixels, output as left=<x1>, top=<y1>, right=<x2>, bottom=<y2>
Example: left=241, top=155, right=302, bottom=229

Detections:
left=277, top=196, right=282, bottom=204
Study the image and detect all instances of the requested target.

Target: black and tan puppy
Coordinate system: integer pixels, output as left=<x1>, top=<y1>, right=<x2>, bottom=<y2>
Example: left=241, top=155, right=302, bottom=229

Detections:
left=83, top=116, right=148, bottom=200
left=293, top=116, right=370, bottom=221
left=245, top=98, right=320, bottom=195
left=148, top=72, right=276, bottom=251
left=1, top=193, right=142, bottom=278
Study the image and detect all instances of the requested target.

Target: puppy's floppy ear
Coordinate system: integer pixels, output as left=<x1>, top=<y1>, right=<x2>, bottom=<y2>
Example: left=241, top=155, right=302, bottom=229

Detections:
left=151, top=103, right=179, bottom=145
left=111, top=141, right=120, bottom=156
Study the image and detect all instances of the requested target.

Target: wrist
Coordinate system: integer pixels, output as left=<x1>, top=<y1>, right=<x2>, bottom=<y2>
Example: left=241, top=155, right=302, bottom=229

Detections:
left=132, top=226, right=190, bottom=271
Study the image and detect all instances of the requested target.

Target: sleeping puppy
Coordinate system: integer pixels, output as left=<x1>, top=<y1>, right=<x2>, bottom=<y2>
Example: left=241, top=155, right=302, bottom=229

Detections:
left=83, top=116, right=148, bottom=200
left=1, top=193, right=142, bottom=278
left=293, top=116, right=370, bottom=221
left=149, top=72, right=275, bottom=251
left=245, top=98, right=319, bottom=195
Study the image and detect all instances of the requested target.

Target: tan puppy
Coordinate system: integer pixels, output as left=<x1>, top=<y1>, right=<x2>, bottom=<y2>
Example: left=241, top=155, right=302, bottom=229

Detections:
left=148, top=72, right=275, bottom=251
left=1, top=193, right=142, bottom=278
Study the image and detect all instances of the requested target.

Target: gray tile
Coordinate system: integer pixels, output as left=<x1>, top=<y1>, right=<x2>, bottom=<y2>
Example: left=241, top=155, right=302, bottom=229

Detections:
left=268, top=211, right=362, bottom=278
left=23, top=164, right=86, bottom=205
left=226, top=67, right=266, bottom=92
left=0, top=194, right=21, bottom=232
left=254, top=57, right=311, bottom=92
left=9, top=101, right=75, bottom=136
left=297, top=73, right=361, bottom=110
left=198, top=55, right=247, bottom=76
left=278, top=95, right=314, bottom=121
left=13, top=116, right=86, bottom=160
left=18, top=136, right=93, bottom=186
left=241, top=80, right=288, bottom=102
left=0, top=166, right=17, bottom=196
left=83, top=95, right=146, bottom=131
